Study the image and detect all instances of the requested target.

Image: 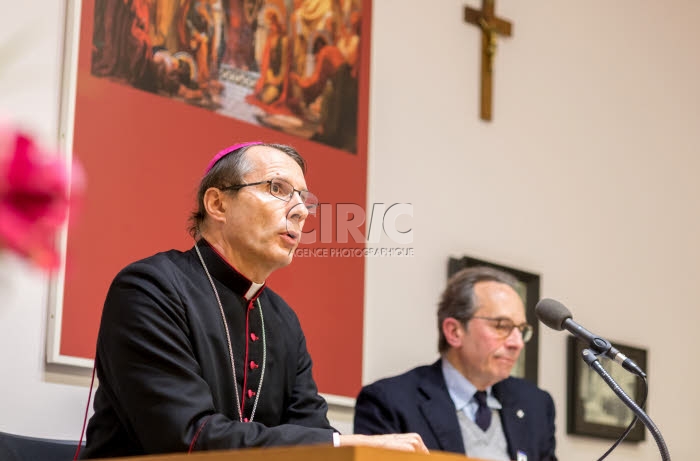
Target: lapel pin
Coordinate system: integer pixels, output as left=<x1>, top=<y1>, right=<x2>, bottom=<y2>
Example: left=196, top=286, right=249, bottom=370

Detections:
left=516, top=409, right=525, bottom=419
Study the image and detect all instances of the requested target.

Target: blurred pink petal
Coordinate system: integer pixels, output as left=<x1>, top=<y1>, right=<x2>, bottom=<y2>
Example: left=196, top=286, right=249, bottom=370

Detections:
left=0, top=125, right=84, bottom=270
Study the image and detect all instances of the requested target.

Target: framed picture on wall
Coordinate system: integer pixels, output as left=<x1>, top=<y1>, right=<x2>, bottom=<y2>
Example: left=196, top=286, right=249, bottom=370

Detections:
left=567, top=336, right=647, bottom=442
left=49, top=0, right=373, bottom=403
left=447, top=256, right=540, bottom=385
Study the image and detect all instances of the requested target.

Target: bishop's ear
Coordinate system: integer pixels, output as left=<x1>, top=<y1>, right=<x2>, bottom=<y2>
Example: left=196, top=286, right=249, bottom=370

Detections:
left=442, top=317, right=465, bottom=348
left=202, top=187, right=228, bottom=224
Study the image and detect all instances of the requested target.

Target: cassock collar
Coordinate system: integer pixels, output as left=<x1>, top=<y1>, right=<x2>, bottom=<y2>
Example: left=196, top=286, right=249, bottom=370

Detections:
left=195, top=238, right=265, bottom=301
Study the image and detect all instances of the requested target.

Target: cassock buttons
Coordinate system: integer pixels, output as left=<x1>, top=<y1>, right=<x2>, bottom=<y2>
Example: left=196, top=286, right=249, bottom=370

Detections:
left=243, top=418, right=249, bottom=423
left=250, top=333, right=259, bottom=341
left=248, top=302, right=255, bottom=311
left=249, top=361, right=259, bottom=370
left=247, top=389, right=256, bottom=398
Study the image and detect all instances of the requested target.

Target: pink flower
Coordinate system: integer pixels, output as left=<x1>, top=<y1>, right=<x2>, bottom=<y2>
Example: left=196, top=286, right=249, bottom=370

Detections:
left=0, top=125, right=84, bottom=270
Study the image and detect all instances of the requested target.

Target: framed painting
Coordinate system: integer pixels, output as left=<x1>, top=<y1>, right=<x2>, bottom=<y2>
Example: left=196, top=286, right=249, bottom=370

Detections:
left=567, top=336, right=647, bottom=442
left=448, top=256, right=540, bottom=385
left=48, top=0, right=373, bottom=402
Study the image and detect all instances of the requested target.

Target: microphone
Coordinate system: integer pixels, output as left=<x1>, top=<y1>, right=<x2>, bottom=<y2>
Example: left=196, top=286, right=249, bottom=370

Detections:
left=535, top=298, right=646, bottom=377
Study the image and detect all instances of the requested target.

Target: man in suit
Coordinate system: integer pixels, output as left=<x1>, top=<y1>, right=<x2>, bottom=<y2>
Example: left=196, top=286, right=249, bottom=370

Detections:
left=354, top=266, right=557, bottom=461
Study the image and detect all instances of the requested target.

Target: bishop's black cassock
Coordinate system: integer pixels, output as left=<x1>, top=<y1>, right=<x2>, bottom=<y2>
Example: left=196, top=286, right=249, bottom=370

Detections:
left=82, top=239, right=335, bottom=458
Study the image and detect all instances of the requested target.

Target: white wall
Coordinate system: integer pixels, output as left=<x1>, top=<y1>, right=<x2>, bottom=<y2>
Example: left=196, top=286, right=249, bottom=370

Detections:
left=0, top=0, right=93, bottom=439
left=364, top=1, right=700, bottom=460
left=1, top=0, right=699, bottom=459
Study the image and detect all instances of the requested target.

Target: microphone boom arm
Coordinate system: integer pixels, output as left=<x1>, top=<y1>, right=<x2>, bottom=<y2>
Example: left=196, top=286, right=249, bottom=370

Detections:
left=581, top=349, right=670, bottom=461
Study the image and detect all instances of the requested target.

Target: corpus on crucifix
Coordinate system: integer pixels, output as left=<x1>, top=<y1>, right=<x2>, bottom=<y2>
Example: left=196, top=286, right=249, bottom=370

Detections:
left=464, top=0, right=512, bottom=121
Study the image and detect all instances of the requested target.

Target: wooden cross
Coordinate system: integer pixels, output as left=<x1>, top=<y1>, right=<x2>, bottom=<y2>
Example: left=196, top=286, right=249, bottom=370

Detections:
left=464, top=0, right=513, bottom=121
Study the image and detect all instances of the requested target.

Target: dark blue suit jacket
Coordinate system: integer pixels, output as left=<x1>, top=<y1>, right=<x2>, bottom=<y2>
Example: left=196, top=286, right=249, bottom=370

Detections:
left=354, top=360, right=557, bottom=461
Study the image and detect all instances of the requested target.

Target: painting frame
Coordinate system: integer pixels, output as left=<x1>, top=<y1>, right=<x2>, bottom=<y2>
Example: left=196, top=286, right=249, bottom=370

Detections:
left=47, top=0, right=373, bottom=401
left=567, top=336, right=647, bottom=442
left=448, top=256, right=540, bottom=385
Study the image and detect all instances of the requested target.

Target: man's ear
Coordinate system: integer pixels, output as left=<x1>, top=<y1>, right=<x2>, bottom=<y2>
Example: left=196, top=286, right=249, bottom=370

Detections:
left=442, top=317, right=465, bottom=348
left=203, top=187, right=228, bottom=224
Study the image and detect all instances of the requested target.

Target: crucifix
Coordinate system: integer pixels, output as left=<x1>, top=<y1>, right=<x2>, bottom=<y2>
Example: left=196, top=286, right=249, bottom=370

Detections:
left=464, top=0, right=513, bottom=121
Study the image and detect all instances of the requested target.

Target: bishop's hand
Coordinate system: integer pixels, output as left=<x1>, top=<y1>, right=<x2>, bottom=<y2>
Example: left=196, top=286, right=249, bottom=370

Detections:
left=338, top=433, right=429, bottom=454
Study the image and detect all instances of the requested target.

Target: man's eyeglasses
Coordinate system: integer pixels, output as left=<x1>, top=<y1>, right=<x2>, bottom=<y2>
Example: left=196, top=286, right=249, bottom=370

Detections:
left=221, top=178, right=319, bottom=215
left=470, top=316, right=534, bottom=343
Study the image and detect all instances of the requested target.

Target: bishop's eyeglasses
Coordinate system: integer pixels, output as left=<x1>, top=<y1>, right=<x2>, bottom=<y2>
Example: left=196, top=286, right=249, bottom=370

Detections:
left=221, top=178, right=319, bottom=215
left=470, top=316, right=534, bottom=343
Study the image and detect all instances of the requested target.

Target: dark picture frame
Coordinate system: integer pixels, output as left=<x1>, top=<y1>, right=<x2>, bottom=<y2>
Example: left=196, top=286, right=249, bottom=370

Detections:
left=567, top=336, right=647, bottom=442
left=448, top=256, right=540, bottom=385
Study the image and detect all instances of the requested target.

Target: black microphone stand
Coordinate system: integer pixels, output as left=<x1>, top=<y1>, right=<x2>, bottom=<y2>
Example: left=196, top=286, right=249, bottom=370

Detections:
left=581, top=348, right=670, bottom=461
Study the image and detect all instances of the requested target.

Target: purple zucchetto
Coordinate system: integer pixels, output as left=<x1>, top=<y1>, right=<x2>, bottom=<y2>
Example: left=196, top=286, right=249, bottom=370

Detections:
left=205, top=141, right=263, bottom=173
